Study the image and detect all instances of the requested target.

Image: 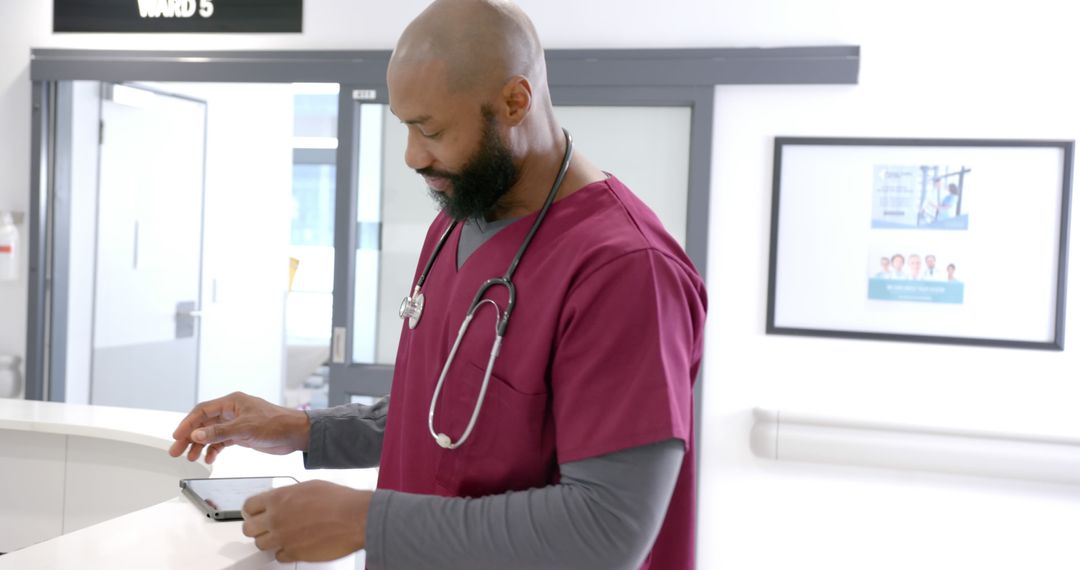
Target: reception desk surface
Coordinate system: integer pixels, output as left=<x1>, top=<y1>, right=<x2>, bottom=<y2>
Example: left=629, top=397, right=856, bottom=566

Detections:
left=0, top=399, right=377, bottom=570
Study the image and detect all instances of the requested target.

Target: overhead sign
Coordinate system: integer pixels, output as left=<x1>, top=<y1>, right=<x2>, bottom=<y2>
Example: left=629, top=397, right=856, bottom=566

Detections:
left=54, top=0, right=303, bottom=33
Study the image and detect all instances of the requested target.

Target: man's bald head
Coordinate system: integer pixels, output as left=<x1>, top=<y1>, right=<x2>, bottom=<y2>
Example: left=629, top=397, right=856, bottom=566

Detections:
left=387, top=1, right=577, bottom=222
left=390, top=0, right=546, bottom=95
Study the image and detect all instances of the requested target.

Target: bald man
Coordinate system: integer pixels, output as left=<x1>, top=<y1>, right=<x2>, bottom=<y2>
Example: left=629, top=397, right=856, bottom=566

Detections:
left=169, top=1, right=706, bottom=568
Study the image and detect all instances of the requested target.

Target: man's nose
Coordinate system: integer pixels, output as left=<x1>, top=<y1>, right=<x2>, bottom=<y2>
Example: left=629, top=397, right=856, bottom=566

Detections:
left=404, top=130, right=434, bottom=171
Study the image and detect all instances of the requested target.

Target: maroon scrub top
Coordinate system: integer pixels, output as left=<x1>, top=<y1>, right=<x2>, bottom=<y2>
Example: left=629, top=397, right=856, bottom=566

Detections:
left=378, top=176, right=707, bottom=569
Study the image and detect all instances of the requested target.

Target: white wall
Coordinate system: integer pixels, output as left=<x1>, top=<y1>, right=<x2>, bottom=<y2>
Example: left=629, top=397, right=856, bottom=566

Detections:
left=2, top=0, right=1080, bottom=568
left=701, top=3, right=1080, bottom=568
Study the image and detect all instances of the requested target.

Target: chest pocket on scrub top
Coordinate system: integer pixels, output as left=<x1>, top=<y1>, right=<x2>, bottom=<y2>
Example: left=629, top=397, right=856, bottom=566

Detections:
left=434, top=359, right=549, bottom=497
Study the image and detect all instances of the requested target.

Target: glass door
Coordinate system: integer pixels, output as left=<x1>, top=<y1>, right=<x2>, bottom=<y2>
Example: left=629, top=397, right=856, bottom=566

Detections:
left=328, top=85, right=703, bottom=406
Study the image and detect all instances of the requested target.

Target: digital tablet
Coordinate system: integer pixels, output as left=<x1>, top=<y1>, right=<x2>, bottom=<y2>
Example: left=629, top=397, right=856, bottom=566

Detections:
left=180, top=476, right=298, bottom=521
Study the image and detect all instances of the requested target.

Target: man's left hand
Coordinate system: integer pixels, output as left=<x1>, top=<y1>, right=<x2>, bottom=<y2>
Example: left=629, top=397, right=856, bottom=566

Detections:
left=242, top=480, right=372, bottom=563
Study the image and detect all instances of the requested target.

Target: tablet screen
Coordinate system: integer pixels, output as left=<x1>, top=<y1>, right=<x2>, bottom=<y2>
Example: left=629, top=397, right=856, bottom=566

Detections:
left=181, top=476, right=297, bottom=519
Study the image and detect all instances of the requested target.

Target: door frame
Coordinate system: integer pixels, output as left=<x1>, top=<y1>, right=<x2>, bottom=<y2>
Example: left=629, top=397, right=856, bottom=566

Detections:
left=326, top=84, right=718, bottom=405
left=25, top=47, right=860, bottom=402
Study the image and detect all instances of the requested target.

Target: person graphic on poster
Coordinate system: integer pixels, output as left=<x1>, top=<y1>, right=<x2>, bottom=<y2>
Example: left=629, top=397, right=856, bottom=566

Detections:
left=905, top=253, right=925, bottom=281
left=938, top=183, right=961, bottom=219
left=924, top=254, right=943, bottom=280
left=873, top=256, right=891, bottom=279
left=946, top=263, right=961, bottom=282
left=887, top=253, right=905, bottom=279
left=867, top=249, right=964, bottom=304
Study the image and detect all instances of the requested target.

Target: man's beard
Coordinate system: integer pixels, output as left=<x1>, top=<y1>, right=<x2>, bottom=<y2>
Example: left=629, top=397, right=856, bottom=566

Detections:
left=418, top=107, right=518, bottom=221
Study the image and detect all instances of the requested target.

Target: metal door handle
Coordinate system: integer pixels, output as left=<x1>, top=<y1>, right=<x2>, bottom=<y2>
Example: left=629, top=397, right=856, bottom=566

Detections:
left=175, top=301, right=201, bottom=339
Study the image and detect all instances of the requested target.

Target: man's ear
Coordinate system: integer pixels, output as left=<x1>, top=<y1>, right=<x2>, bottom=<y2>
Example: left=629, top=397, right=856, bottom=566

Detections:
left=499, top=75, right=533, bottom=126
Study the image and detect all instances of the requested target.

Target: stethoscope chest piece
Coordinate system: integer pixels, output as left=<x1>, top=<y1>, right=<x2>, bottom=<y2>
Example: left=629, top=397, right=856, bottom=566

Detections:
left=399, top=286, right=425, bottom=329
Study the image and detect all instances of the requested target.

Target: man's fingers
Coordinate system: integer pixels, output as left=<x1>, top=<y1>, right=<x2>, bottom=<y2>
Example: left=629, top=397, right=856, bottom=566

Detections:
left=167, top=441, right=223, bottom=463
left=204, top=442, right=227, bottom=464
left=255, top=532, right=281, bottom=552
left=243, top=513, right=268, bottom=538
left=171, top=398, right=228, bottom=441
left=192, top=421, right=241, bottom=445
left=242, top=492, right=269, bottom=520
left=275, top=549, right=295, bottom=563
left=169, top=393, right=252, bottom=463
left=185, top=442, right=206, bottom=462
left=167, top=439, right=189, bottom=458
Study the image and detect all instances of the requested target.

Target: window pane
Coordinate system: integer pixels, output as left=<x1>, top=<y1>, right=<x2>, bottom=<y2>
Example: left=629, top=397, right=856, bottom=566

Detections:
left=349, top=104, right=692, bottom=368
left=553, top=106, right=691, bottom=245
left=350, top=104, right=433, bottom=365
left=373, top=105, right=434, bottom=365
left=352, top=104, right=385, bottom=363
left=292, top=92, right=338, bottom=139
left=287, top=83, right=338, bottom=349
left=290, top=164, right=335, bottom=247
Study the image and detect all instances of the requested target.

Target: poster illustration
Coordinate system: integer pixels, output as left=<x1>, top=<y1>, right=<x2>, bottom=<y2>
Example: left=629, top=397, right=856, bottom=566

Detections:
left=871, top=164, right=970, bottom=230
left=866, top=251, right=963, bottom=304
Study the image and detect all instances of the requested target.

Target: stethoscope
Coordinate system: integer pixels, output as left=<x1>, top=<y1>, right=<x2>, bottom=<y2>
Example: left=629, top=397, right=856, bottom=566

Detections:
left=399, top=129, right=574, bottom=450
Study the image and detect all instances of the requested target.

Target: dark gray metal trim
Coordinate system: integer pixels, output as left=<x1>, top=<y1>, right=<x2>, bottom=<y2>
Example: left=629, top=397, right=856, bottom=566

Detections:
left=327, top=86, right=394, bottom=407
left=1057, top=141, right=1074, bottom=350
left=547, top=46, right=859, bottom=86
left=328, top=364, right=394, bottom=406
left=684, top=90, right=713, bottom=487
left=46, top=82, right=74, bottom=402
left=686, top=89, right=714, bottom=285
left=30, top=50, right=393, bottom=84
left=327, top=86, right=361, bottom=401
left=25, top=82, right=51, bottom=401
left=30, top=47, right=859, bottom=86
left=293, top=148, right=336, bottom=165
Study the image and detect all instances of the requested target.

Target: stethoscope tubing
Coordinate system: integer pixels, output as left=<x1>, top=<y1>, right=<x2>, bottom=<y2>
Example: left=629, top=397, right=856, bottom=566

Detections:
left=412, top=129, right=574, bottom=450
left=427, top=301, right=504, bottom=450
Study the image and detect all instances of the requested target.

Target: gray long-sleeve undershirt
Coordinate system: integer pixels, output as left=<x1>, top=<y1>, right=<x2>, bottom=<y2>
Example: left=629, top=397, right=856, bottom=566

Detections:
left=303, top=218, right=683, bottom=567
left=305, top=400, right=684, bottom=570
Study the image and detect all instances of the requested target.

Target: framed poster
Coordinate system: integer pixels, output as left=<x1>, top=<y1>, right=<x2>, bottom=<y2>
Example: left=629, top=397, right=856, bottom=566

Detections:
left=767, top=137, right=1074, bottom=349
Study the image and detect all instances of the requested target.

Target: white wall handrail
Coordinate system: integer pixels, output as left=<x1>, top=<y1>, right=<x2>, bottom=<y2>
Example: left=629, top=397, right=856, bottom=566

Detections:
left=751, top=408, right=1080, bottom=486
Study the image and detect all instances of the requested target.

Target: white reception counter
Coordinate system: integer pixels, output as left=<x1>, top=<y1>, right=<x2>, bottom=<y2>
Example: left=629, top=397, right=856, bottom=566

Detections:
left=0, top=399, right=377, bottom=570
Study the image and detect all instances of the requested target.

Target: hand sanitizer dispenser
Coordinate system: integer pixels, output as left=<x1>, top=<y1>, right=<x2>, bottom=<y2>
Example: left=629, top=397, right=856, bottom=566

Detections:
left=0, top=212, right=18, bottom=282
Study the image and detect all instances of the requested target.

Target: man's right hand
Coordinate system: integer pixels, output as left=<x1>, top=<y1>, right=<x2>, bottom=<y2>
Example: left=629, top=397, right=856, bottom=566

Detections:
left=168, top=392, right=311, bottom=464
